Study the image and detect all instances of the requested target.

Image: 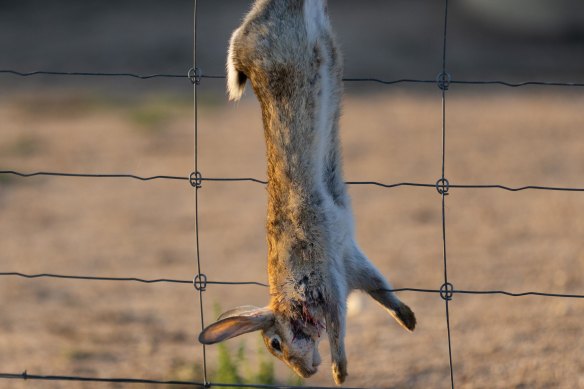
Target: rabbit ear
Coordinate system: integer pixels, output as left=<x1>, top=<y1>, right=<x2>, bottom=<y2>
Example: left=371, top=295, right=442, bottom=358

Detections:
left=227, top=27, right=248, bottom=101
left=199, top=307, right=274, bottom=344
left=217, top=305, right=265, bottom=321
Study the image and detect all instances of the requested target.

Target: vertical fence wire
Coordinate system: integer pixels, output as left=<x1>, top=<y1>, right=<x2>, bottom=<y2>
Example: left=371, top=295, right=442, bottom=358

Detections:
left=192, top=0, right=208, bottom=385
left=439, top=0, right=455, bottom=388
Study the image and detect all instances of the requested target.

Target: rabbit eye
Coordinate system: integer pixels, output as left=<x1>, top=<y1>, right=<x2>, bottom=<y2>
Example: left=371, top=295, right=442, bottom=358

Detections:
left=270, top=337, right=282, bottom=352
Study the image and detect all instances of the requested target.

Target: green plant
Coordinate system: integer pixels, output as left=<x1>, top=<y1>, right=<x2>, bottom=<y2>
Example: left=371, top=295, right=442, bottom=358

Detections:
left=0, top=173, right=16, bottom=186
left=129, top=105, right=172, bottom=134
left=215, top=342, right=244, bottom=385
left=252, top=344, right=275, bottom=385
left=5, top=135, right=42, bottom=157
left=167, top=358, right=205, bottom=388
left=214, top=339, right=303, bottom=388
left=126, top=96, right=192, bottom=135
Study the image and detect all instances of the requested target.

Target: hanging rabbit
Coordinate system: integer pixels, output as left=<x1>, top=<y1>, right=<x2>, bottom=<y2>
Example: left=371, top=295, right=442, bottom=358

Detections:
left=199, top=0, right=416, bottom=384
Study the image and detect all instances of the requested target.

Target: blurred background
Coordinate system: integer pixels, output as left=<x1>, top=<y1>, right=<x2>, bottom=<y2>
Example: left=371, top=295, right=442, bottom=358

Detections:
left=2, top=0, right=584, bottom=93
left=1, top=1, right=583, bottom=388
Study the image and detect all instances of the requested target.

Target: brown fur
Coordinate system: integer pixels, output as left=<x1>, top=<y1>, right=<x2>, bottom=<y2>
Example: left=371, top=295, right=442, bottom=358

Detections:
left=199, top=1, right=415, bottom=384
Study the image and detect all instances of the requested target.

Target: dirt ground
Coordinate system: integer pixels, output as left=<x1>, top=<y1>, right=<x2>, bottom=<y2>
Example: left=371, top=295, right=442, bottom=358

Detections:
left=1, top=88, right=583, bottom=388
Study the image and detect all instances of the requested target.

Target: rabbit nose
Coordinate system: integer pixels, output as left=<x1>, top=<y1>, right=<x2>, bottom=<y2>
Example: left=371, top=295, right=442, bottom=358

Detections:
left=313, top=359, right=322, bottom=368
left=304, top=366, right=318, bottom=377
left=293, top=364, right=317, bottom=378
left=313, top=351, right=322, bottom=367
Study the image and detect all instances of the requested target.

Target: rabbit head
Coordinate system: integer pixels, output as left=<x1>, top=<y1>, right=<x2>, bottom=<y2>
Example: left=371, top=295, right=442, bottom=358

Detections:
left=199, top=305, right=324, bottom=378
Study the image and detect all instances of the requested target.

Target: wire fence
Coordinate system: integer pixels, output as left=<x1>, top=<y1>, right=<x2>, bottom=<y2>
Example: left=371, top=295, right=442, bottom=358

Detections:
left=3, top=69, right=584, bottom=88
left=1, top=0, right=583, bottom=388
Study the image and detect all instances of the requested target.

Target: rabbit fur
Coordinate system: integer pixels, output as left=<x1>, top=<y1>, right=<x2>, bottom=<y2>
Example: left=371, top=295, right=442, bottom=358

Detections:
left=199, top=0, right=416, bottom=384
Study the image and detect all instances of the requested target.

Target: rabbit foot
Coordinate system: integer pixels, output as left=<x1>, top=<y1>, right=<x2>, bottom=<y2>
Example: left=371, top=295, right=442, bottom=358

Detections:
left=391, top=302, right=416, bottom=332
left=332, top=359, right=348, bottom=385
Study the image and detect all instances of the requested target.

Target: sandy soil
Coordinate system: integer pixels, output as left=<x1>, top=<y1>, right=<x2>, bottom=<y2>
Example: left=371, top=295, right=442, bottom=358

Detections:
left=1, top=89, right=583, bottom=388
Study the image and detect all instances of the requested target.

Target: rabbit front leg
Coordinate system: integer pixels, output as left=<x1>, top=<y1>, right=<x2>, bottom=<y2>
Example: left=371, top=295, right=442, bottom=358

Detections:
left=348, top=244, right=416, bottom=332
left=324, top=293, right=348, bottom=384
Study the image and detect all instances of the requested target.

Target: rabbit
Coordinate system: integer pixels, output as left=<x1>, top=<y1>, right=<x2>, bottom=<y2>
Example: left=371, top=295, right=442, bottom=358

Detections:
left=199, top=0, right=416, bottom=385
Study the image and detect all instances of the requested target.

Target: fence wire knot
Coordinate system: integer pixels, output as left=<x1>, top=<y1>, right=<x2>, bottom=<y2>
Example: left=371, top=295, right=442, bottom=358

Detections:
left=189, top=171, right=203, bottom=188
left=21, top=371, right=28, bottom=380
left=436, top=71, right=451, bottom=91
left=440, top=282, right=455, bottom=301
left=436, top=177, right=450, bottom=195
left=193, top=273, right=207, bottom=291
left=188, top=67, right=202, bottom=85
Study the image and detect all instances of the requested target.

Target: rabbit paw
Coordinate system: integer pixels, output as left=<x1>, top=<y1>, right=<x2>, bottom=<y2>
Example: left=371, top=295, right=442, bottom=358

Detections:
left=332, top=359, right=348, bottom=385
left=393, top=302, right=416, bottom=332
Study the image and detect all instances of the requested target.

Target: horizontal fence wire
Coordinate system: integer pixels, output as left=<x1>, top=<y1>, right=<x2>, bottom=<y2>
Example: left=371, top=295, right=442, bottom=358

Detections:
left=0, top=170, right=187, bottom=182
left=0, top=372, right=379, bottom=389
left=1, top=69, right=583, bottom=87
left=1, top=272, right=583, bottom=299
left=3, top=170, right=584, bottom=192
left=0, top=69, right=220, bottom=80
left=0, top=272, right=265, bottom=287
